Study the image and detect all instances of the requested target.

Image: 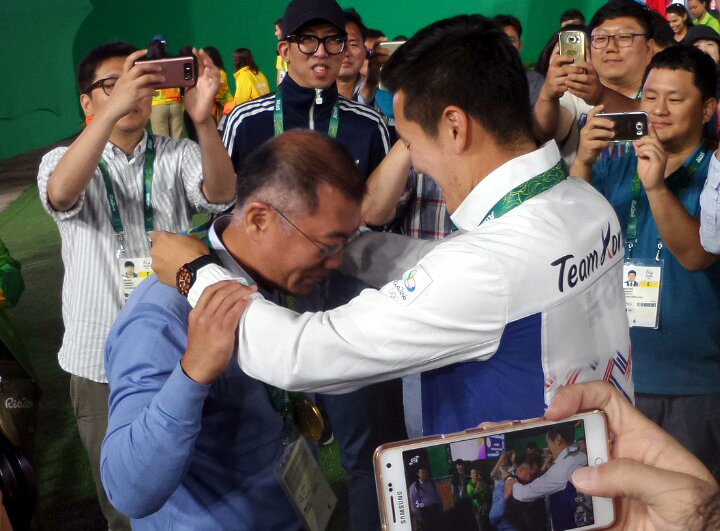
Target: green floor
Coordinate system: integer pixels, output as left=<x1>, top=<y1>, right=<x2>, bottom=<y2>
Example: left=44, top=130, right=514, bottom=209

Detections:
left=0, top=186, right=349, bottom=529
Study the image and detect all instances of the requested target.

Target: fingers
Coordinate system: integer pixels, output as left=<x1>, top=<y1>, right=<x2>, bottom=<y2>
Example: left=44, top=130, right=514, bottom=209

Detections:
left=572, top=459, right=713, bottom=509
left=124, top=49, right=148, bottom=72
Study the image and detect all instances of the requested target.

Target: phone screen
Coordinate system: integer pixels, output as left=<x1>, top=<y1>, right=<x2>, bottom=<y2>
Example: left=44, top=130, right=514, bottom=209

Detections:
left=397, top=418, right=593, bottom=530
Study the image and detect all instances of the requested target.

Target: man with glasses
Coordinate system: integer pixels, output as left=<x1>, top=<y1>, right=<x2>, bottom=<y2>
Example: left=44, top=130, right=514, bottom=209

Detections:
left=222, top=0, right=389, bottom=181
left=36, top=42, right=235, bottom=530
left=102, top=131, right=364, bottom=529
left=532, top=0, right=655, bottom=165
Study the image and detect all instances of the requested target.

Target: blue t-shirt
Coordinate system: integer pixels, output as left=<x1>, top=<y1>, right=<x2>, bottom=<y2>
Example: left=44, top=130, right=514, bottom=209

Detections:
left=592, top=145, right=720, bottom=395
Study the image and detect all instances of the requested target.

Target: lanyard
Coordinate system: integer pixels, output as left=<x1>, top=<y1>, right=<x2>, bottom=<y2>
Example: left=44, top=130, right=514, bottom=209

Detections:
left=274, top=86, right=340, bottom=138
left=98, top=135, right=156, bottom=255
left=626, top=143, right=708, bottom=257
left=478, top=161, right=567, bottom=226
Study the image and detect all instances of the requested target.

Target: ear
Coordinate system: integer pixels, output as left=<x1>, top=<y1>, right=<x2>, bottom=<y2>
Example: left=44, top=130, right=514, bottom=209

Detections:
left=440, top=106, right=470, bottom=154
left=241, top=202, right=274, bottom=242
left=646, top=38, right=656, bottom=58
left=80, top=93, right=93, bottom=118
left=278, top=41, right=290, bottom=62
left=702, top=97, right=717, bottom=125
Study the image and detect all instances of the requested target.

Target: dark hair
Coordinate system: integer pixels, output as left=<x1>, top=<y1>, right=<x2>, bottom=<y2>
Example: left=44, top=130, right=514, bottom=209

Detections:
left=393, top=35, right=409, bottom=41
left=694, top=0, right=710, bottom=6
left=628, top=269, right=637, bottom=275
left=650, top=11, right=676, bottom=49
left=234, top=48, right=259, bottom=73
left=275, top=17, right=283, bottom=27
left=343, top=8, right=367, bottom=41
left=561, top=9, right=586, bottom=25
left=381, top=15, right=532, bottom=145
left=77, top=41, right=139, bottom=93
left=547, top=424, right=575, bottom=445
left=202, top=46, right=225, bottom=71
left=124, top=261, right=134, bottom=268
left=536, top=24, right=590, bottom=76
left=642, top=44, right=717, bottom=101
left=526, top=441, right=539, bottom=450
left=235, top=130, right=365, bottom=213
left=522, top=452, right=542, bottom=470
left=667, top=3, right=694, bottom=31
left=494, top=14, right=523, bottom=39
left=178, top=45, right=194, bottom=56
left=366, top=28, right=386, bottom=41
left=589, top=0, right=653, bottom=36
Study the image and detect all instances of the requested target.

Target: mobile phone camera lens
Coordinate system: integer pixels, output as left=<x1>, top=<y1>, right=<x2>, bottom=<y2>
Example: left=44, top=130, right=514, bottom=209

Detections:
left=635, top=122, right=642, bottom=131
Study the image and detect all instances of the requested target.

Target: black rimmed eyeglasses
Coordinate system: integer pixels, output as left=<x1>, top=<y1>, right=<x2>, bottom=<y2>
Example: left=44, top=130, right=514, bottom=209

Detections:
left=83, top=76, right=119, bottom=96
left=268, top=203, right=357, bottom=258
left=286, top=34, right=347, bottom=55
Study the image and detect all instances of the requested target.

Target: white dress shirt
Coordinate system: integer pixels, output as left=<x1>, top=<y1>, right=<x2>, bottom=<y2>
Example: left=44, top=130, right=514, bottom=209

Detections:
left=700, top=152, right=720, bottom=254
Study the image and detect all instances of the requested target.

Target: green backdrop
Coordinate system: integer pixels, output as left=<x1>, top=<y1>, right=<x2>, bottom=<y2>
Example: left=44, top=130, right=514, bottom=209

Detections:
left=0, top=0, right=608, bottom=162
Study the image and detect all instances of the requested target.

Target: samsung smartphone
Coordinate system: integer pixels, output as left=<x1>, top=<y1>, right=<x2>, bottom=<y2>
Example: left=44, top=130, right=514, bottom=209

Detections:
left=596, top=111, right=649, bottom=142
left=134, top=55, right=198, bottom=89
left=558, top=30, right=587, bottom=65
left=374, top=411, right=614, bottom=531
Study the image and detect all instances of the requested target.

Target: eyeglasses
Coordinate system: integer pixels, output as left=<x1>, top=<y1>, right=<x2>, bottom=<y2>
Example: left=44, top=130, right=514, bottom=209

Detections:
left=590, top=33, right=648, bottom=49
left=286, top=34, right=347, bottom=55
left=83, top=76, right=118, bottom=96
left=268, top=203, right=354, bottom=258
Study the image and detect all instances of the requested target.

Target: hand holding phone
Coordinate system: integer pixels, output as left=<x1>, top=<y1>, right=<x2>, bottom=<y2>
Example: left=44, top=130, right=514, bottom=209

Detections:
left=182, top=48, right=220, bottom=125
left=546, top=381, right=718, bottom=531
left=558, top=31, right=587, bottom=65
left=99, top=50, right=165, bottom=122
left=375, top=410, right=614, bottom=530
left=595, top=111, right=648, bottom=142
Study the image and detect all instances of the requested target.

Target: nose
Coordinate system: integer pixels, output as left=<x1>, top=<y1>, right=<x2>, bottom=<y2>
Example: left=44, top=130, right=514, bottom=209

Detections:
left=652, top=97, right=669, bottom=115
left=604, top=36, right=619, bottom=53
left=323, top=250, right=343, bottom=269
left=314, top=41, right=330, bottom=58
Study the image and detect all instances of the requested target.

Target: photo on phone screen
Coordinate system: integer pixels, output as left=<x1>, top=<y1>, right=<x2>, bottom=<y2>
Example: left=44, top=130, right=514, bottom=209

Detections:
left=375, top=413, right=613, bottom=531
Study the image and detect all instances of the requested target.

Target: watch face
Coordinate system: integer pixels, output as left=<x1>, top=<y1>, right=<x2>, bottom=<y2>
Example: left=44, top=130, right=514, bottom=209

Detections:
left=177, top=268, right=193, bottom=296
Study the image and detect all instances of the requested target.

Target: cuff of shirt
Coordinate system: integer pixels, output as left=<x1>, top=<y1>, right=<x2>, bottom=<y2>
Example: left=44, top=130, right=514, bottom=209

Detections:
left=152, top=362, right=211, bottom=422
left=187, top=263, right=248, bottom=307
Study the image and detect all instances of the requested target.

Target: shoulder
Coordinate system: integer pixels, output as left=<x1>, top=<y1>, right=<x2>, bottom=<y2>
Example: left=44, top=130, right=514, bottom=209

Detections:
left=38, top=146, right=70, bottom=176
left=224, top=93, right=275, bottom=128
left=338, top=96, right=386, bottom=128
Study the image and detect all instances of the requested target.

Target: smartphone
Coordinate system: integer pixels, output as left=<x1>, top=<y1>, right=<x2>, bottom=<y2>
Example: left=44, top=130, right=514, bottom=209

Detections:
left=377, top=41, right=405, bottom=55
left=596, top=111, right=649, bottom=142
left=134, top=55, right=198, bottom=89
left=558, top=30, right=587, bottom=65
left=374, top=411, right=614, bottom=531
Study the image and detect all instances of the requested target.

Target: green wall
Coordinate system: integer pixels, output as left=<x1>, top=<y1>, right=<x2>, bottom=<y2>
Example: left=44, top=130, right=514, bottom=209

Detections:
left=0, top=0, right=608, bottom=162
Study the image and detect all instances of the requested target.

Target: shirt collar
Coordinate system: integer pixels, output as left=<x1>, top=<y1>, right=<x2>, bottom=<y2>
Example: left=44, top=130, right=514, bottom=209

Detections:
left=207, top=215, right=257, bottom=288
left=280, top=73, right=338, bottom=108
left=102, top=130, right=148, bottom=161
left=450, top=140, right=562, bottom=231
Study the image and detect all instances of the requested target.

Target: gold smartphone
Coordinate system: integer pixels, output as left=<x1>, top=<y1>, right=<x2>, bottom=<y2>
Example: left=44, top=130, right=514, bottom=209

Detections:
left=374, top=411, right=615, bottom=531
left=558, top=30, right=588, bottom=65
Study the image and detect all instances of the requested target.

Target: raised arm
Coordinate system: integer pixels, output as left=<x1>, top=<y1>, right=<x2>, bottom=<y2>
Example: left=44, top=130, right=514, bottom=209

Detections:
left=361, top=140, right=412, bottom=226
left=184, top=49, right=236, bottom=204
left=47, top=50, right=161, bottom=211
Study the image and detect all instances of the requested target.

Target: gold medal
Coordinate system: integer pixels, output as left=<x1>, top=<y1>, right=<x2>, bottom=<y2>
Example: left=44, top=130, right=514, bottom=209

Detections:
left=292, top=396, right=325, bottom=442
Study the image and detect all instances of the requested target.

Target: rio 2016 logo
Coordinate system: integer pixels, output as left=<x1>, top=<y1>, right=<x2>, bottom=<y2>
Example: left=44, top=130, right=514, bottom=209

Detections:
left=403, top=270, right=418, bottom=292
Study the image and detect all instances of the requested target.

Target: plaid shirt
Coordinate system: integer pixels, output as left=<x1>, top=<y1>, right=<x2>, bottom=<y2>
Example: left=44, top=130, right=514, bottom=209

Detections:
left=396, top=168, right=454, bottom=239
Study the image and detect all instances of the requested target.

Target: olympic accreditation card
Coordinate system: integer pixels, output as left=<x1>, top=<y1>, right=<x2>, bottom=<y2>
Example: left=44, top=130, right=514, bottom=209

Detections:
left=276, top=437, right=336, bottom=531
left=119, top=256, right=153, bottom=301
left=623, top=259, right=662, bottom=328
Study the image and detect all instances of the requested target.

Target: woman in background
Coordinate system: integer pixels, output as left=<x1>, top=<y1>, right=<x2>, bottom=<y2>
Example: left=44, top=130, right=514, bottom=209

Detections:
left=667, top=3, right=694, bottom=42
left=202, top=46, right=233, bottom=122
left=231, top=48, right=270, bottom=108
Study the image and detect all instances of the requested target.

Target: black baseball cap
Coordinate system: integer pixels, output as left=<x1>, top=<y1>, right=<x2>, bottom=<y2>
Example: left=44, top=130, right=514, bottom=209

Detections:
left=281, top=0, right=347, bottom=38
left=686, top=25, right=720, bottom=46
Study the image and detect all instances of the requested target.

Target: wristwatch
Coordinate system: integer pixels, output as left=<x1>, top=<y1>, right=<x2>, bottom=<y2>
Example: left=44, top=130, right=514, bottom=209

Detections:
left=176, top=255, right=217, bottom=297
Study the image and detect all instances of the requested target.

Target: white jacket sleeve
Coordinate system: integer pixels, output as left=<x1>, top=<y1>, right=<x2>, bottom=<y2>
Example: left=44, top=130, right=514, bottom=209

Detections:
left=236, top=238, right=508, bottom=393
left=700, top=153, right=720, bottom=255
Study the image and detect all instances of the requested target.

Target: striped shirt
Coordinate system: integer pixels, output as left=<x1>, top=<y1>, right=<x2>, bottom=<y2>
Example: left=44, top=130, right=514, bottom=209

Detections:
left=37, top=132, right=232, bottom=382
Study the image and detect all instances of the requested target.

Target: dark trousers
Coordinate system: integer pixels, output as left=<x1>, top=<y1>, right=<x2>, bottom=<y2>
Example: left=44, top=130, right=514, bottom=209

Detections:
left=70, top=375, right=131, bottom=531
left=636, top=392, right=720, bottom=480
